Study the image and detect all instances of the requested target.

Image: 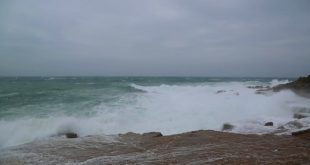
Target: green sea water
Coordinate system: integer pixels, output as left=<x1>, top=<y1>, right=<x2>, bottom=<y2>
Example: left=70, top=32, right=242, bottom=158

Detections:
left=1, top=76, right=308, bottom=149
left=0, top=77, right=281, bottom=119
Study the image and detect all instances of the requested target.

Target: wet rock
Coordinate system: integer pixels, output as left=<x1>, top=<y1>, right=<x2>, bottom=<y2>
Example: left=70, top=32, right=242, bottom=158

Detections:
left=3, top=130, right=310, bottom=164
left=190, top=130, right=204, bottom=134
left=291, top=129, right=310, bottom=140
left=293, top=113, right=309, bottom=119
left=65, top=132, right=78, bottom=138
left=222, top=123, right=234, bottom=131
left=278, top=120, right=304, bottom=130
left=292, top=128, right=310, bottom=136
left=264, top=122, right=273, bottom=126
left=247, top=86, right=267, bottom=89
left=142, top=132, right=163, bottom=137
left=255, top=89, right=272, bottom=96
left=272, top=75, right=310, bottom=97
left=216, top=90, right=226, bottom=94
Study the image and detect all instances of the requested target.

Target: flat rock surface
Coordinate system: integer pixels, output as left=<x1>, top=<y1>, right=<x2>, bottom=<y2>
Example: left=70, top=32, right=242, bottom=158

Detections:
left=1, top=130, right=310, bottom=164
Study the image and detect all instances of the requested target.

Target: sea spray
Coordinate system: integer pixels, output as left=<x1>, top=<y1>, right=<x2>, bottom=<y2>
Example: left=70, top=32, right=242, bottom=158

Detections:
left=0, top=77, right=309, bottom=148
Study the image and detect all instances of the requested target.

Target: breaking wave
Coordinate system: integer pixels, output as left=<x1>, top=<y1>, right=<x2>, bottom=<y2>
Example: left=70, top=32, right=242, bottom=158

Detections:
left=0, top=79, right=309, bottom=148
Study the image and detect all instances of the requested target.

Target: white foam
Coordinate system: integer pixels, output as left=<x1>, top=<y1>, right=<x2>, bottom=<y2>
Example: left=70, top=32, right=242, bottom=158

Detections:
left=0, top=80, right=309, bottom=148
left=270, top=79, right=290, bottom=87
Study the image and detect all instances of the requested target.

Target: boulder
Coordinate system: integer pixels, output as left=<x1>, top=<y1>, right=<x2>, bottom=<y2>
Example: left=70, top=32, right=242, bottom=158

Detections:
left=216, top=90, right=226, bottom=94
left=292, top=129, right=310, bottom=136
left=222, top=123, right=234, bottom=131
left=142, top=132, right=163, bottom=137
left=291, top=129, right=310, bottom=140
left=293, top=113, right=309, bottom=119
left=264, top=122, right=273, bottom=126
left=65, top=132, right=78, bottom=138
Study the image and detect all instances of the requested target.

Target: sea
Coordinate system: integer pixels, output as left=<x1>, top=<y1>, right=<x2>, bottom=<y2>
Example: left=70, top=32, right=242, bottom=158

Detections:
left=0, top=76, right=310, bottom=149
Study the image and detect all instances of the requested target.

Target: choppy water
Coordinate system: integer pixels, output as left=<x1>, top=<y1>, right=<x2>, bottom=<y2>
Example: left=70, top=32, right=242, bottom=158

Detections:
left=0, top=77, right=309, bottom=149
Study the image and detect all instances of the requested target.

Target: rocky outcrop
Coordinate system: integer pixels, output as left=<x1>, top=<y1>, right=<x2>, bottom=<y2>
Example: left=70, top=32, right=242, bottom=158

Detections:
left=65, top=132, right=78, bottom=138
left=293, top=113, right=309, bottom=119
left=3, top=130, right=310, bottom=164
left=222, top=123, right=234, bottom=131
left=272, top=75, right=310, bottom=97
left=292, top=128, right=310, bottom=140
left=264, top=122, right=273, bottom=126
left=216, top=90, right=226, bottom=94
left=56, top=132, right=79, bottom=138
left=142, top=132, right=163, bottom=137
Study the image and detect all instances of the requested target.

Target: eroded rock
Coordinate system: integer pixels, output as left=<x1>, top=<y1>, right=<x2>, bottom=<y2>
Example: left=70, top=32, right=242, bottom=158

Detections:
left=264, top=122, right=273, bottom=126
left=293, top=113, right=309, bottom=119
left=2, top=130, right=310, bottom=164
left=222, top=123, right=234, bottom=131
left=65, top=132, right=78, bottom=138
left=292, top=129, right=310, bottom=140
left=216, top=90, right=226, bottom=94
left=272, top=75, right=310, bottom=97
left=142, top=132, right=163, bottom=137
left=292, top=128, right=310, bottom=136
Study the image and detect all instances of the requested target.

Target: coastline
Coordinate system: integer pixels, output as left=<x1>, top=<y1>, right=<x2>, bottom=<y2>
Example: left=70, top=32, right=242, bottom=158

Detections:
left=1, top=130, right=310, bottom=164
left=1, top=76, right=310, bottom=164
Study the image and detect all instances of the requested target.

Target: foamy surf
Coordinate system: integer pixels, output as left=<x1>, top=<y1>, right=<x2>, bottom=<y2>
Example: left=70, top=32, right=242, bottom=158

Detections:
left=0, top=77, right=309, bottom=149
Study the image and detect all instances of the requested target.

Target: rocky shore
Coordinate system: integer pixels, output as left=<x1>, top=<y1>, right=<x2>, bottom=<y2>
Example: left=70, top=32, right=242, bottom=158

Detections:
left=256, top=75, right=310, bottom=98
left=273, top=75, right=310, bottom=91
left=1, top=76, right=310, bottom=164
left=1, top=130, right=310, bottom=165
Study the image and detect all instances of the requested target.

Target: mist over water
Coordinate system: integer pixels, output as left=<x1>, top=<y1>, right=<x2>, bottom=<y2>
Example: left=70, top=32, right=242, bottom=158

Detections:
left=0, top=77, right=309, bottom=148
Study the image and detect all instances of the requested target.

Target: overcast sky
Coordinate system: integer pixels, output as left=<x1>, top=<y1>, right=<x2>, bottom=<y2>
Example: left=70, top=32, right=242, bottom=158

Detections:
left=0, top=0, right=309, bottom=77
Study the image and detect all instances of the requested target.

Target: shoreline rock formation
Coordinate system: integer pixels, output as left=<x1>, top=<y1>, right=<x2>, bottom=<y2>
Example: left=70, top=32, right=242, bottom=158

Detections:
left=1, top=130, right=309, bottom=164
left=272, top=75, right=310, bottom=97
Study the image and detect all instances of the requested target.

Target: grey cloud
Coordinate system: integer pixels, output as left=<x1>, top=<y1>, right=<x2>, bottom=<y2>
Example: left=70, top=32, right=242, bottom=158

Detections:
left=0, top=0, right=310, bottom=77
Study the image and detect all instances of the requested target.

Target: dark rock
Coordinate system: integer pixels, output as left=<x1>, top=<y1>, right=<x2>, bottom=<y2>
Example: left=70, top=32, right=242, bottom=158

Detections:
left=272, top=75, right=310, bottom=97
left=222, top=123, right=234, bottom=131
left=255, top=89, right=272, bottom=95
left=216, top=90, right=226, bottom=94
left=119, top=132, right=141, bottom=140
left=142, top=132, right=163, bottom=137
left=293, top=113, right=308, bottom=119
left=264, top=122, right=273, bottom=126
left=247, top=86, right=266, bottom=89
left=291, top=129, right=310, bottom=140
left=65, top=132, right=78, bottom=138
left=292, top=129, right=310, bottom=136
left=190, top=130, right=204, bottom=134
left=277, top=121, right=304, bottom=130
left=119, top=132, right=141, bottom=138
